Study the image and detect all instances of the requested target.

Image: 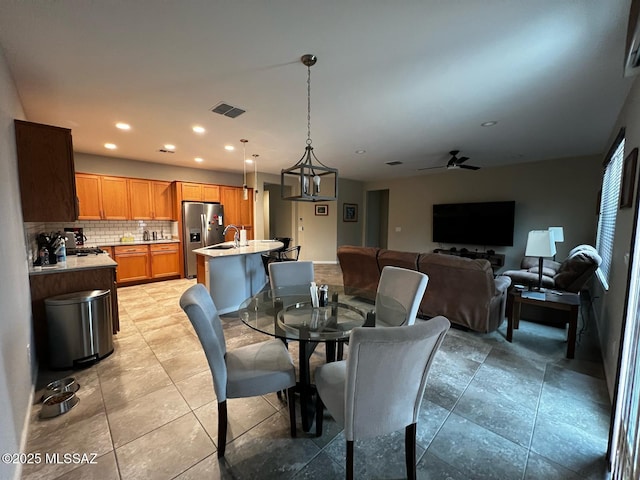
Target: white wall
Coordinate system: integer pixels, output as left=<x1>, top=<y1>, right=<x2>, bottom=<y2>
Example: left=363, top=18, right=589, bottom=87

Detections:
left=594, top=76, right=640, bottom=397
left=0, top=45, right=32, bottom=480
left=365, top=156, right=603, bottom=273
left=337, top=178, right=364, bottom=248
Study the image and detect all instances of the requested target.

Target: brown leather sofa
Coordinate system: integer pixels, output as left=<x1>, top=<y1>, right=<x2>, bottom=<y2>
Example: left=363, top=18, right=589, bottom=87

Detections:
left=337, top=245, right=511, bottom=333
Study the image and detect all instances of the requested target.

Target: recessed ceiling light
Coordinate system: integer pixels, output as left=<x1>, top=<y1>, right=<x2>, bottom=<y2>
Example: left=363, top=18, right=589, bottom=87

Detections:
left=115, top=122, right=131, bottom=130
left=224, top=145, right=235, bottom=151
left=194, top=157, right=204, bottom=163
left=104, top=143, right=117, bottom=150
left=481, top=121, right=497, bottom=127
left=163, top=144, right=176, bottom=151
left=245, top=158, right=253, bottom=164
left=192, top=126, right=205, bottom=134
left=355, top=149, right=366, bottom=154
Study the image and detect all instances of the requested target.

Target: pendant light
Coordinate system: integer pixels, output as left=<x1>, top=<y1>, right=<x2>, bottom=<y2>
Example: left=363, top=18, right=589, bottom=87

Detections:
left=252, top=154, right=259, bottom=200
left=240, top=139, right=248, bottom=200
left=281, top=54, right=338, bottom=202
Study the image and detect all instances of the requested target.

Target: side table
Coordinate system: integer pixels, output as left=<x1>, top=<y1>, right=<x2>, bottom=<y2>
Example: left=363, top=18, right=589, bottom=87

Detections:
left=507, top=289, right=581, bottom=358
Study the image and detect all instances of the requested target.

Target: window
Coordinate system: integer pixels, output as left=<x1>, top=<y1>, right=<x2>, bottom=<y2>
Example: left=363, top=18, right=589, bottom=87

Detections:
left=596, top=130, right=625, bottom=290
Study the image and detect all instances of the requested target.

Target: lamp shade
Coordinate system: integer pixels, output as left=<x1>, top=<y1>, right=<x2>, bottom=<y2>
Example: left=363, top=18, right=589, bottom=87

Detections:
left=525, top=230, right=556, bottom=258
left=549, top=226, right=564, bottom=243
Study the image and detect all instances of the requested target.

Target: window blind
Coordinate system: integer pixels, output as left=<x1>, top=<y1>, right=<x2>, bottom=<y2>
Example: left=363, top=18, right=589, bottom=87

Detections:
left=596, top=137, right=625, bottom=290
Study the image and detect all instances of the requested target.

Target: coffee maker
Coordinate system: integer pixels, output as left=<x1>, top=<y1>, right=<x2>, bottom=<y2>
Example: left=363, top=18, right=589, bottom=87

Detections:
left=64, top=227, right=86, bottom=246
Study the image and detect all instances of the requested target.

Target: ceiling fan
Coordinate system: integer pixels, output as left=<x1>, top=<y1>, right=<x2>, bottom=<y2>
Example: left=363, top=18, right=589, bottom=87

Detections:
left=419, top=150, right=481, bottom=171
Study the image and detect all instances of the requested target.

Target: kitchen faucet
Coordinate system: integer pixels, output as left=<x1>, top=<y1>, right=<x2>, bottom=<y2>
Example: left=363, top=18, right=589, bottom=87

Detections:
left=222, top=224, right=240, bottom=248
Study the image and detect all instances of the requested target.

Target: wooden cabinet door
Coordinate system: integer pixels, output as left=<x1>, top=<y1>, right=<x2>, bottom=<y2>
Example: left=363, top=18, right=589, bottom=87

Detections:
left=75, top=173, right=103, bottom=220
left=101, top=176, right=129, bottom=220
left=129, top=179, right=153, bottom=220
left=239, top=187, right=253, bottom=228
left=220, top=186, right=241, bottom=241
left=150, top=243, right=180, bottom=278
left=114, top=245, right=150, bottom=283
left=15, top=120, right=78, bottom=222
left=98, top=246, right=114, bottom=258
left=203, top=184, right=220, bottom=202
left=181, top=183, right=203, bottom=201
left=152, top=181, right=174, bottom=220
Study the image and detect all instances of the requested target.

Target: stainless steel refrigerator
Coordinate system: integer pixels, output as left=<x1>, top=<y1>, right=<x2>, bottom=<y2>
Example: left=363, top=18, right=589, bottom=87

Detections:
left=183, top=202, right=224, bottom=278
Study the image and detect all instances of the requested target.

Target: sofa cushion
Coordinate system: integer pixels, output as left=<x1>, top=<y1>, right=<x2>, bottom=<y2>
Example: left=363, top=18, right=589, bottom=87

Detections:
left=337, top=246, right=380, bottom=300
left=554, top=247, right=602, bottom=292
left=377, top=249, right=420, bottom=272
left=521, top=256, right=561, bottom=272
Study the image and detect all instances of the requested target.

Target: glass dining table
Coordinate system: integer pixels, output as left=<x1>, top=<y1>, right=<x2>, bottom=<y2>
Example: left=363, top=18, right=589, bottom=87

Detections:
left=238, top=284, right=407, bottom=432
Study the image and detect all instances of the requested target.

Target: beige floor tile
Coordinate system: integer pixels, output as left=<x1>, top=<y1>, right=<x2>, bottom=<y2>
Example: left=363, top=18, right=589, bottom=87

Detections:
left=126, top=303, right=168, bottom=321
left=193, top=396, right=279, bottom=445
left=22, top=413, right=113, bottom=480
left=140, top=322, right=193, bottom=346
left=174, top=370, right=216, bottom=409
left=108, top=384, right=191, bottom=447
left=100, top=362, right=173, bottom=409
left=133, top=313, right=185, bottom=334
left=115, top=413, right=215, bottom=480
left=52, top=451, right=119, bottom=480
left=160, top=349, right=209, bottom=383
left=96, top=344, right=159, bottom=380
left=151, top=334, right=202, bottom=362
left=173, top=453, right=229, bottom=480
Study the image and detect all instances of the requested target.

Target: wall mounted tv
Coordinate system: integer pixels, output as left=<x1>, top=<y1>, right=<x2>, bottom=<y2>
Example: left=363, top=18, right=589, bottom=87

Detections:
left=432, top=201, right=516, bottom=246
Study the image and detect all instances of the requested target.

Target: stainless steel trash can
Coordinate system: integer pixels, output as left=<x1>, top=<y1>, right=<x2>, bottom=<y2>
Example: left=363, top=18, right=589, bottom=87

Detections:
left=45, top=290, right=114, bottom=369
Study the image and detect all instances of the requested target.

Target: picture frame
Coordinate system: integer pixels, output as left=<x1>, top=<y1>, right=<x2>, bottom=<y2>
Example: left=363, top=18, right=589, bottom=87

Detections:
left=343, top=203, right=358, bottom=222
left=315, top=204, right=328, bottom=216
left=620, top=147, right=638, bottom=209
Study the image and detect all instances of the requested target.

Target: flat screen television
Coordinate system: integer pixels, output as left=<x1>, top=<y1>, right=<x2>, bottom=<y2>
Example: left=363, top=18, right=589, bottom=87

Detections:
left=432, top=201, right=515, bottom=246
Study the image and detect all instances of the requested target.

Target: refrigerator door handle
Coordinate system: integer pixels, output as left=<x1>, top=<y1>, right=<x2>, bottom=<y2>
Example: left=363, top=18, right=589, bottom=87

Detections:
left=201, top=213, right=207, bottom=247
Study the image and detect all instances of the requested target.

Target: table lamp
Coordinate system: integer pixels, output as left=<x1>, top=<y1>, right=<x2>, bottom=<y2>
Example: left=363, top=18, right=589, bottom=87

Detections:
left=548, top=226, right=564, bottom=260
left=525, top=230, right=556, bottom=290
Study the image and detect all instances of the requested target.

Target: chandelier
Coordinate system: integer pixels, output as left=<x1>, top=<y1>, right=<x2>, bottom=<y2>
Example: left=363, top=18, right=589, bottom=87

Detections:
left=281, top=54, right=338, bottom=202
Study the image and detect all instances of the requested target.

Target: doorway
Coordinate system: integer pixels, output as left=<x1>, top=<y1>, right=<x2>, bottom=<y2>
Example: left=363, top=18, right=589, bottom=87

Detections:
left=264, top=183, right=293, bottom=240
left=365, top=189, right=389, bottom=248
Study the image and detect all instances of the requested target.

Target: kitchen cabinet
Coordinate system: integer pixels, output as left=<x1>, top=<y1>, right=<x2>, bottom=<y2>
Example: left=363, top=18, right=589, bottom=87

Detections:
left=76, top=173, right=103, bottom=220
left=128, top=178, right=154, bottom=220
left=114, top=245, right=150, bottom=283
left=221, top=186, right=254, bottom=241
left=76, top=173, right=129, bottom=220
left=152, top=181, right=175, bottom=220
left=99, top=246, right=114, bottom=257
left=203, top=184, right=220, bottom=202
left=15, top=120, right=78, bottom=222
left=181, top=182, right=203, bottom=201
left=150, top=243, right=180, bottom=278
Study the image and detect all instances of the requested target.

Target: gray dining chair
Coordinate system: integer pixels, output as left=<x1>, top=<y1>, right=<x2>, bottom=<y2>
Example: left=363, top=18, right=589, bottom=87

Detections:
left=375, top=266, right=429, bottom=327
left=268, top=260, right=314, bottom=289
left=315, top=316, right=450, bottom=480
left=179, top=283, right=297, bottom=457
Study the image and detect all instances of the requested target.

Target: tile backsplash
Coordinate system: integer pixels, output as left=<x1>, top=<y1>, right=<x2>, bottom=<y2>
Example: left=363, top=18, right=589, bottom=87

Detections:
left=28, top=220, right=178, bottom=246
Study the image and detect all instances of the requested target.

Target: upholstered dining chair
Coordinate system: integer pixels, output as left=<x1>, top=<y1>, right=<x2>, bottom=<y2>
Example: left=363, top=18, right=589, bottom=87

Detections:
left=375, top=266, right=428, bottom=327
left=268, top=260, right=314, bottom=289
left=179, top=284, right=297, bottom=457
left=315, top=317, right=450, bottom=480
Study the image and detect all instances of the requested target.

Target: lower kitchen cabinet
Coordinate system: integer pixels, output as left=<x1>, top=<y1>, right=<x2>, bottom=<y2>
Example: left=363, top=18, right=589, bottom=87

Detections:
left=114, top=245, right=150, bottom=283
left=150, top=243, right=180, bottom=278
left=114, top=243, right=180, bottom=284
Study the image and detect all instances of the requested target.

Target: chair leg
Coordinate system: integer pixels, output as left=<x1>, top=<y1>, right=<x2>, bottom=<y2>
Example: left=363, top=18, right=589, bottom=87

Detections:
left=315, top=394, right=324, bottom=437
left=405, top=423, right=417, bottom=480
left=346, top=440, right=354, bottom=480
left=287, top=387, right=297, bottom=438
left=217, top=400, right=228, bottom=458
left=337, top=341, right=344, bottom=361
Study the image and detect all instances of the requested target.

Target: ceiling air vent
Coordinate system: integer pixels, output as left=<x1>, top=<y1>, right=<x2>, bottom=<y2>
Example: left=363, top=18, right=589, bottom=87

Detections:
left=158, top=149, right=175, bottom=154
left=386, top=161, right=403, bottom=166
left=211, top=102, right=246, bottom=118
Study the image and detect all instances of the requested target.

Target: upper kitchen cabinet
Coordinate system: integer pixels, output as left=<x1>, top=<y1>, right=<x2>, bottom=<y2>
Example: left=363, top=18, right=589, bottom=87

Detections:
left=203, top=184, right=220, bottom=202
left=76, top=173, right=129, bottom=220
left=15, top=120, right=78, bottom=222
left=180, top=182, right=220, bottom=203
left=129, top=179, right=175, bottom=220
left=220, top=186, right=253, bottom=240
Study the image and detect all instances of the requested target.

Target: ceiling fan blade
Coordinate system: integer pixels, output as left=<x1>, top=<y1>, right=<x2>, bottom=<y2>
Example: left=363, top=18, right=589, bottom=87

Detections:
left=417, top=165, right=446, bottom=171
left=456, top=156, right=470, bottom=165
left=458, top=164, right=480, bottom=170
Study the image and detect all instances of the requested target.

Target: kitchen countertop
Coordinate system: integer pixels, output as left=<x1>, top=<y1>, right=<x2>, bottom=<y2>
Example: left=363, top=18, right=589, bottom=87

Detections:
left=90, top=239, right=179, bottom=247
left=29, top=253, right=117, bottom=276
left=193, top=240, right=283, bottom=258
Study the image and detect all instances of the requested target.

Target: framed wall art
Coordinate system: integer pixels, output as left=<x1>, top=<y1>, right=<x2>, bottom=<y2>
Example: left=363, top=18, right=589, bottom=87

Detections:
left=620, top=147, right=638, bottom=209
left=315, top=204, right=328, bottom=216
left=343, top=203, right=358, bottom=222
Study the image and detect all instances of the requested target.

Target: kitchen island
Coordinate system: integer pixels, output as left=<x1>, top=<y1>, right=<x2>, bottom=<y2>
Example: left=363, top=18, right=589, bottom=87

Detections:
left=193, top=240, right=283, bottom=314
left=29, top=253, right=119, bottom=365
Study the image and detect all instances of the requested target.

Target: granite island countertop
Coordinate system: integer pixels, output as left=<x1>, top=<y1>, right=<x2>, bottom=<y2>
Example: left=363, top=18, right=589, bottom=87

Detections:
left=193, top=240, right=283, bottom=258
left=29, top=253, right=117, bottom=276
left=88, top=239, right=180, bottom=247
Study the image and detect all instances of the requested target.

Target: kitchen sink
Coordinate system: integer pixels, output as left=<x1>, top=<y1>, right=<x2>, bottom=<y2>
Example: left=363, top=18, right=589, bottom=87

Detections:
left=207, top=244, right=235, bottom=250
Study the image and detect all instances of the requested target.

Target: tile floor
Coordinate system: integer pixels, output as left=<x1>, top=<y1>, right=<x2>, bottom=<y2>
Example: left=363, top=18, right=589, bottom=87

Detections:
left=22, top=265, right=611, bottom=479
